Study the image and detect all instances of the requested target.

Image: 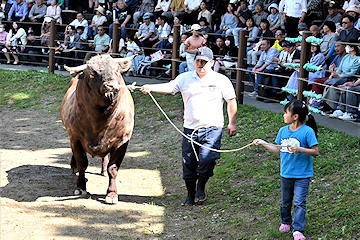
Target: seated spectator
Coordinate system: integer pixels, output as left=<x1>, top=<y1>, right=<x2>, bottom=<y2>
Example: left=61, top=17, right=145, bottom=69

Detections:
left=309, top=24, right=321, bottom=38
left=329, top=78, right=360, bottom=120
left=234, top=17, right=258, bottom=49
left=46, top=0, right=61, bottom=24
left=26, top=0, right=35, bottom=8
left=153, top=0, right=172, bottom=20
left=55, top=25, right=81, bottom=70
left=184, top=23, right=206, bottom=71
left=248, top=39, right=279, bottom=97
left=267, top=3, right=282, bottom=32
left=171, top=15, right=185, bottom=36
left=284, top=44, right=326, bottom=90
left=85, top=25, right=110, bottom=60
left=136, top=13, right=156, bottom=49
left=272, top=28, right=285, bottom=52
left=312, top=41, right=345, bottom=95
left=0, top=23, right=8, bottom=52
left=76, top=25, right=88, bottom=59
left=3, top=21, right=26, bottom=64
left=214, top=3, right=238, bottom=39
left=151, top=15, right=171, bottom=49
left=7, top=0, right=28, bottom=22
left=109, top=0, right=133, bottom=40
left=212, top=36, right=228, bottom=58
left=179, top=32, right=188, bottom=74
left=40, top=16, right=52, bottom=49
left=183, top=0, right=201, bottom=25
left=70, top=12, right=89, bottom=38
left=198, top=17, right=211, bottom=43
left=123, top=0, right=138, bottom=12
left=252, top=1, right=268, bottom=27
left=57, top=0, right=64, bottom=9
left=213, top=36, right=237, bottom=74
left=0, top=0, right=12, bottom=24
left=198, top=1, right=212, bottom=29
left=170, top=0, right=185, bottom=20
left=345, top=5, right=360, bottom=30
left=88, top=6, right=107, bottom=37
left=247, top=19, right=272, bottom=66
left=262, top=0, right=277, bottom=10
left=21, top=31, right=41, bottom=62
left=320, top=21, right=338, bottom=62
left=124, top=32, right=145, bottom=75
left=319, top=1, right=342, bottom=30
left=343, top=0, right=359, bottom=11
left=234, top=0, right=252, bottom=30
left=133, top=0, right=154, bottom=28
left=28, top=0, right=47, bottom=35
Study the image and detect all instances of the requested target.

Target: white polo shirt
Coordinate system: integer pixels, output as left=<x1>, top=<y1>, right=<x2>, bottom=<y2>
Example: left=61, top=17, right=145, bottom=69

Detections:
left=166, top=70, right=236, bottom=129
left=279, top=0, right=307, bottom=18
left=184, top=0, right=202, bottom=10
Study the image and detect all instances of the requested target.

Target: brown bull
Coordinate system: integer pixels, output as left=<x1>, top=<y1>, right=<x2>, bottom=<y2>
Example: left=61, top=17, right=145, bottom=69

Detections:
left=60, top=54, right=135, bottom=204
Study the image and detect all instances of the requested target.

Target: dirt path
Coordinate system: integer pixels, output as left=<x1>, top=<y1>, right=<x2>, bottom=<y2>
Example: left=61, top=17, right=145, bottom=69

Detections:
left=1, top=106, right=206, bottom=240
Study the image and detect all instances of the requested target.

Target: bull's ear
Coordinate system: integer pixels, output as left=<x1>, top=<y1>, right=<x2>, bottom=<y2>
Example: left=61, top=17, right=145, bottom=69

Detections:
left=64, top=64, right=87, bottom=74
left=113, top=55, right=136, bottom=73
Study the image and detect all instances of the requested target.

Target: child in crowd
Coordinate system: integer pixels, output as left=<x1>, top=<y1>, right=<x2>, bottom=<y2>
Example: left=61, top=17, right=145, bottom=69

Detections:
left=124, top=32, right=144, bottom=75
left=184, top=24, right=206, bottom=71
left=253, top=100, right=319, bottom=240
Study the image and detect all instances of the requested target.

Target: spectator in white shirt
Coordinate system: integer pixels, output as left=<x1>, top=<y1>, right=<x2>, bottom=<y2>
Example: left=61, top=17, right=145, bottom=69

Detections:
left=151, top=15, right=171, bottom=48
left=69, top=12, right=89, bottom=38
left=88, top=6, right=107, bottom=38
left=279, top=0, right=307, bottom=37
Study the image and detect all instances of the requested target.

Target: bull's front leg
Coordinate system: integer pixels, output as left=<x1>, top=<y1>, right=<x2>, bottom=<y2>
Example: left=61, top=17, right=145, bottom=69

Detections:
left=101, top=155, right=109, bottom=177
left=105, top=141, right=128, bottom=204
left=71, top=141, right=88, bottom=196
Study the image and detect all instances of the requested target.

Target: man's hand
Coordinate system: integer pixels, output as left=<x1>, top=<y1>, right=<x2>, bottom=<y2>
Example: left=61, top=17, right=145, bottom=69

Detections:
left=227, top=123, right=237, bottom=136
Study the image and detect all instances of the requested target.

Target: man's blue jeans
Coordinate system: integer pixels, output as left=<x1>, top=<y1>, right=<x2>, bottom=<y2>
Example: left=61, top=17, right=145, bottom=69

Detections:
left=280, top=177, right=310, bottom=233
left=247, top=68, right=276, bottom=92
left=109, top=23, right=130, bottom=39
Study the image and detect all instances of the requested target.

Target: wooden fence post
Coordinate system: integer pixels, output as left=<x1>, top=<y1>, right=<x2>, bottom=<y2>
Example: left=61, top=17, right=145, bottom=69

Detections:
left=112, top=22, right=119, bottom=56
left=236, top=29, right=248, bottom=104
left=172, top=25, right=180, bottom=79
left=48, top=20, right=56, bottom=73
left=298, top=31, right=312, bottom=101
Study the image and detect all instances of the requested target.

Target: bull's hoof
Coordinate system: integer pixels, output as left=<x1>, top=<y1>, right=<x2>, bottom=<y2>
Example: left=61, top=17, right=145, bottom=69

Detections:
left=101, top=171, right=108, bottom=177
left=105, top=195, right=118, bottom=204
left=74, top=189, right=87, bottom=197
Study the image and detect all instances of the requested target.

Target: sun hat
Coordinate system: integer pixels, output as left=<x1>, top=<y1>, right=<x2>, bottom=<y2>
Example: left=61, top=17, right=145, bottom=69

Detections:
left=195, top=47, right=213, bottom=61
left=191, top=24, right=202, bottom=31
left=95, top=6, right=106, bottom=15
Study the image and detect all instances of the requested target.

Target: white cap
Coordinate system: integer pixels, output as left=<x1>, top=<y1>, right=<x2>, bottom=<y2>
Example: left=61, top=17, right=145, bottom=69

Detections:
left=191, top=24, right=202, bottom=31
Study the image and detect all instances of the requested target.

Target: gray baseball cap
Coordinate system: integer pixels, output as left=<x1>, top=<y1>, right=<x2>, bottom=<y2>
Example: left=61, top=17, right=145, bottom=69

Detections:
left=195, top=47, right=213, bottom=61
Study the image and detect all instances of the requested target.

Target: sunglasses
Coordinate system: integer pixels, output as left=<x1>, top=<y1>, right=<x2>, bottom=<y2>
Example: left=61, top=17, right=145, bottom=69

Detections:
left=275, top=33, right=282, bottom=35
left=342, top=21, right=350, bottom=24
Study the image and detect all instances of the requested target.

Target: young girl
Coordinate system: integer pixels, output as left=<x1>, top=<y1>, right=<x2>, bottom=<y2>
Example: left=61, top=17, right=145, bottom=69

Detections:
left=184, top=24, right=206, bottom=71
left=124, top=32, right=144, bottom=75
left=253, top=100, right=319, bottom=240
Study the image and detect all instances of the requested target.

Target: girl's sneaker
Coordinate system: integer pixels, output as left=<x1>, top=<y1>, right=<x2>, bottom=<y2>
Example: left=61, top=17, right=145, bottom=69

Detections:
left=293, top=231, right=306, bottom=240
left=279, top=223, right=291, bottom=233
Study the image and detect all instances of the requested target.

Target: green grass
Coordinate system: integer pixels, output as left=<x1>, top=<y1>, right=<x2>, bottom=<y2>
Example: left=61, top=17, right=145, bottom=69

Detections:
left=0, top=69, right=359, bottom=239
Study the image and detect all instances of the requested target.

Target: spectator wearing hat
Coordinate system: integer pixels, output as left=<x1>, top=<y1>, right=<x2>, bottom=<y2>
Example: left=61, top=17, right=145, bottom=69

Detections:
left=133, top=0, right=154, bottom=28
left=319, top=1, right=342, bottom=30
left=267, top=3, right=283, bottom=32
left=136, top=13, right=156, bottom=49
left=151, top=15, right=171, bottom=48
left=139, top=46, right=237, bottom=207
left=7, top=0, right=28, bottom=22
left=109, top=0, right=133, bottom=40
left=198, top=16, right=211, bottom=42
left=197, top=1, right=212, bottom=29
left=234, top=0, right=252, bottom=29
left=253, top=1, right=268, bottom=27
left=297, top=22, right=308, bottom=34
left=88, top=6, right=107, bottom=38
left=345, top=5, right=360, bottom=30
left=40, top=16, right=52, bottom=48
left=184, top=23, right=206, bottom=71
left=46, top=0, right=61, bottom=24
left=343, top=0, right=360, bottom=11
left=279, top=0, right=307, bottom=37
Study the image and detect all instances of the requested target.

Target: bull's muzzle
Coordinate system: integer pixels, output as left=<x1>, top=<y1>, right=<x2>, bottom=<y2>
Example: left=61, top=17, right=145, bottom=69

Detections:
left=103, top=81, right=122, bottom=101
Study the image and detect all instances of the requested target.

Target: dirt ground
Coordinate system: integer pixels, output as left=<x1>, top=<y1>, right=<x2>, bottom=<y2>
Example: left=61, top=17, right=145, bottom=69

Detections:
left=0, top=106, right=215, bottom=240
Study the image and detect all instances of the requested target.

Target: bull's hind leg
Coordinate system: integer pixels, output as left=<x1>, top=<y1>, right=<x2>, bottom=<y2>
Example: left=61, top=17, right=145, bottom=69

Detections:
left=105, top=141, right=129, bottom=204
left=101, top=155, right=109, bottom=177
left=71, top=141, right=89, bottom=196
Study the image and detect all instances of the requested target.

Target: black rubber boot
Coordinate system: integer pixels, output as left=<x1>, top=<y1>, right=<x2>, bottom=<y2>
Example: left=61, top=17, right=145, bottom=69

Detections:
left=181, top=181, right=196, bottom=206
left=195, top=176, right=209, bottom=204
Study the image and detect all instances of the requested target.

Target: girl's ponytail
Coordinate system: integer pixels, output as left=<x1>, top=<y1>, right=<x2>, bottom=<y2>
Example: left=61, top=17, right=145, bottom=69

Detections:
left=306, top=114, right=318, bottom=138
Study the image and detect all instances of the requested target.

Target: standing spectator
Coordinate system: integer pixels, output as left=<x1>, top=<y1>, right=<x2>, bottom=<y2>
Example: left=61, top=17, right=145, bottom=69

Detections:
left=319, top=1, right=342, bottom=30
left=109, top=0, right=133, bottom=40
left=267, top=3, right=283, bottom=32
left=3, top=21, right=26, bottom=64
left=22, top=32, right=41, bottom=62
left=183, top=0, right=201, bottom=25
left=46, top=0, right=62, bottom=24
left=70, top=12, right=89, bottom=38
left=133, top=0, right=154, bottom=28
left=0, top=0, right=12, bottom=24
left=0, top=23, right=8, bottom=52
left=252, top=1, right=269, bottom=27
left=153, top=0, right=172, bottom=20
left=197, top=1, right=211, bottom=28
left=170, top=0, right=185, bottom=19
left=279, top=0, right=307, bottom=37
left=214, top=3, right=239, bottom=39
left=7, top=0, right=28, bottom=22
left=139, top=46, right=237, bottom=207
left=184, top=23, right=206, bottom=71
left=88, top=6, right=107, bottom=37
left=151, top=15, right=171, bottom=48
left=248, top=39, right=280, bottom=97
left=136, top=13, right=156, bottom=49
left=28, top=0, right=47, bottom=35
left=55, top=25, right=81, bottom=70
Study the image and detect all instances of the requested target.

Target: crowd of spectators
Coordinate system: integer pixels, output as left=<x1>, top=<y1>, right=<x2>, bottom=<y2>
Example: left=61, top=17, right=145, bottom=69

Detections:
left=0, top=0, right=360, bottom=121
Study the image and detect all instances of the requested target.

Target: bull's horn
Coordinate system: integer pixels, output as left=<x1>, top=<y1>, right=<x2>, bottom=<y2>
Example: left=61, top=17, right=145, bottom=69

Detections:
left=113, top=54, right=137, bottom=63
left=64, top=64, right=87, bottom=73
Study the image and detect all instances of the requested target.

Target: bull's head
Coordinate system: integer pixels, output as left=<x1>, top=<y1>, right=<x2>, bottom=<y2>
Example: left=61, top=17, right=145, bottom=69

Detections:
left=64, top=54, right=136, bottom=102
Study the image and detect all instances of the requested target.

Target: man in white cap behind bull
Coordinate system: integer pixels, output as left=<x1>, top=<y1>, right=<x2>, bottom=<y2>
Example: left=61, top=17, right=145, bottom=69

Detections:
left=139, top=46, right=237, bottom=206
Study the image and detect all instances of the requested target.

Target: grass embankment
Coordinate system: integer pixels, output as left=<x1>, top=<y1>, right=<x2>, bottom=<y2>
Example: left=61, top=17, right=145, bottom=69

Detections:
left=0, top=69, right=359, bottom=239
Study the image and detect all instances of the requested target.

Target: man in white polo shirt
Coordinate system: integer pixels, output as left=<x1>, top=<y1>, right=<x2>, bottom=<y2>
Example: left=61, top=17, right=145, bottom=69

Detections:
left=139, top=47, right=237, bottom=206
left=279, top=0, right=307, bottom=37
